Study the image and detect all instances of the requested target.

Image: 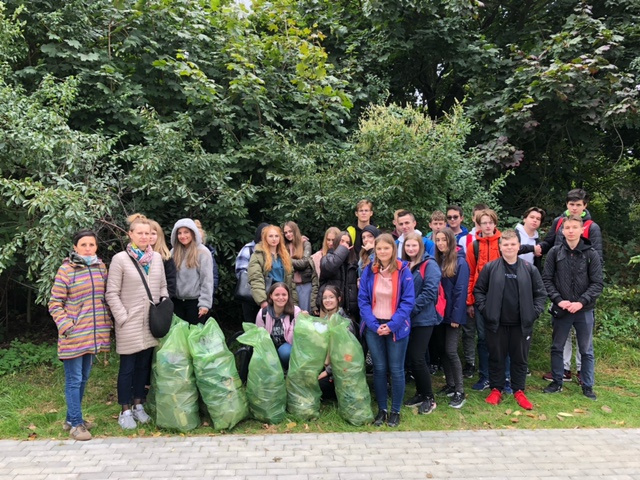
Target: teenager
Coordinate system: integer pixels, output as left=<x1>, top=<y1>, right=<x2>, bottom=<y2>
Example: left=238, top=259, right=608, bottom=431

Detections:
left=283, top=221, right=317, bottom=313
left=149, top=220, right=176, bottom=298
left=395, top=210, right=435, bottom=258
left=516, top=207, right=545, bottom=271
left=49, top=230, right=111, bottom=441
left=358, top=225, right=381, bottom=277
left=402, top=232, right=442, bottom=415
left=466, top=209, right=502, bottom=391
left=426, top=210, right=447, bottom=240
left=248, top=225, right=298, bottom=308
left=311, top=227, right=341, bottom=283
left=358, top=234, right=415, bottom=427
left=539, top=189, right=603, bottom=384
left=256, top=282, right=302, bottom=368
left=106, top=214, right=167, bottom=429
left=474, top=230, right=546, bottom=410
left=320, top=231, right=359, bottom=320
left=169, top=218, right=213, bottom=325
left=542, top=215, right=603, bottom=400
left=347, top=199, right=374, bottom=255
left=433, top=228, right=469, bottom=408
left=235, top=223, right=269, bottom=323
left=445, top=205, right=469, bottom=245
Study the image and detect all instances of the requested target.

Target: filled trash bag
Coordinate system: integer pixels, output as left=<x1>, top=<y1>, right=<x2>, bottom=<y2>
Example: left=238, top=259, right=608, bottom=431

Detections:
left=237, top=323, right=286, bottom=424
left=188, top=318, right=248, bottom=430
left=328, top=314, right=373, bottom=426
left=152, top=317, right=200, bottom=431
left=286, top=313, right=329, bottom=419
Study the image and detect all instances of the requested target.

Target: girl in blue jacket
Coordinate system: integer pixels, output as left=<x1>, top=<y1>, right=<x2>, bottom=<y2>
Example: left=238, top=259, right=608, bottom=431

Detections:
left=358, top=233, right=415, bottom=427
left=434, top=228, right=470, bottom=408
left=402, top=232, right=442, bottom=415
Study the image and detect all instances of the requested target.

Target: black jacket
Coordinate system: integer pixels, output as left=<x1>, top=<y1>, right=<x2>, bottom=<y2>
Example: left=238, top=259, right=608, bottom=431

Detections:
left=539, top=209, right=603, bottom=262
left=542, top=238, right=603, bottom=311
left=319, top=245, right=359, bottom=316
left=474, top=258, right=547, bottom=337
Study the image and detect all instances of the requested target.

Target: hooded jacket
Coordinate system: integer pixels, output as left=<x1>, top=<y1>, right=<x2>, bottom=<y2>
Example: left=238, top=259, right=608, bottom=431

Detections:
left=49, top=254, right=112, bottom=360
left=440, top=246, right=470, bottom=326
left=542, top=238, right=603, bottom=311
left=319, top=245, right=359, bottom=317
left=247, top=245, right=299, bottom=306
left=474, top=257, right=547, bottom=337
left=170, top=218, right=214, bottom=309
left=358, top=259, right=415, bottom=341
left=466, top=228, right=502, bottom=306
left=409, top=254, right=443, bottom=328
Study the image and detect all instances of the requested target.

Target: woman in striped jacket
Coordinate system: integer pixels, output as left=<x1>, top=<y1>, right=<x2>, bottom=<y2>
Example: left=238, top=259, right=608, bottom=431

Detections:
left=49, top=230, right=112, bottom=441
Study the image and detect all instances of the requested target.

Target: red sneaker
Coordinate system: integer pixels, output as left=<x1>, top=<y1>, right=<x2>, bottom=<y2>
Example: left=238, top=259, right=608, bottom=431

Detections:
left=485, top=388, right=502, bottom=405
left=514, top=390, right=533, bottom=410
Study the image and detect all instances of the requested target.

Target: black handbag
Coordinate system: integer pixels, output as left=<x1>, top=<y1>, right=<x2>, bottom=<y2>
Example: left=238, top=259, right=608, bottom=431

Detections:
left=129, top=256, right=174, bottom=338
left=549, top=303, right=569, bottom=319
left=234, top=270, right=254, bottom=303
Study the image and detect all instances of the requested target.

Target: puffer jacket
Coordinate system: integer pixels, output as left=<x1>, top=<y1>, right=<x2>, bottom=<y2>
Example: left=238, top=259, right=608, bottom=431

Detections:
left=542, top=238, right=603, bottom=311
left=539, top=209, right=603, bottom=261
left=319, top=245, right=359, bottom=317
left=466, top=228, right=502, bottom=306
left=49, top=255, right=112, bottom=360
left=247, top=247, right=298, bottom=306
left=106, top=251, right=167, bottom=355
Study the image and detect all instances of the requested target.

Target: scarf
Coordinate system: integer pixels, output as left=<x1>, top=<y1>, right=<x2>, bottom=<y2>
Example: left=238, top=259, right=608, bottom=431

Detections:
left=126, top=243, right=154, bottom=274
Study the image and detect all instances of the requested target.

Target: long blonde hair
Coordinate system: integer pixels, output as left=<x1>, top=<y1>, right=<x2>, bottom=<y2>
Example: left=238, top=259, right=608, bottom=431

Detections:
left=260, top=225, right=292, bottom=273
left=173, top=225, right=199, bottom=270
left=435, top=228, right=458, bottom=278
left=371, top=233, right=398, bottom=274
left=322, top=227, right=341, bottom=256
left=149, top=220, right=171, bottom=261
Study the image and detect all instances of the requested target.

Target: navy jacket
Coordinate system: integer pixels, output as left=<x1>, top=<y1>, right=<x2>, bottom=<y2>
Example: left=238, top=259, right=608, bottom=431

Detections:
left=410, top=254, right=443, bottom=328
left=440, top=247, right=470, bottom=326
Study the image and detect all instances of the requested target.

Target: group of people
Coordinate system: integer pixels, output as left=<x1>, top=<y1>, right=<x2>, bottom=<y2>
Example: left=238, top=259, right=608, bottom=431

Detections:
left=235, top=190, right=603, bottom=427
left=49, top=215, right=217, bottom=440
left=49, top=187, right=604, bottom=438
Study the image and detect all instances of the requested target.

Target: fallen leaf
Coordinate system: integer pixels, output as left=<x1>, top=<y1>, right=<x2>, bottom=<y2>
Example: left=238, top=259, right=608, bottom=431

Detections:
left=556, top=415, right=565, bottom=421
left=111, top=414, right=119, bottom=420
left=28, top=423, right=37, bottom=431
left=510, top=418, right=519, bottom=423
left=272, top=457, right=282, bottom=463
left=27, top=432, right=37, bottom=441
left=505, top=409, right=513, bottom=415
left=286, top=422, right=297, bottom=429
left=601, top=405, right=612, bottom=413
left=304, top=424, right=309, bottom=431
left=47, top=409, right=58, bottom=414
left=557, top=412, right=573, bottom=417
left=513, top=410, right=522, bottom=416
left=152, top=432, right=162, bottom=437
left=574, top=409, right=585, bottom=414
left=103, top=359, right=109, bottom=366
left=612, top=421, right=625, bottom=426
left=538, top=414, right=547, bottom=421
left=105, top=401, right=113, bottom=406
left=426, top=474, right=434, bottom=478
left=138, top=429, right=145, bottom=436
left=526, top=413, right=536, bottom=418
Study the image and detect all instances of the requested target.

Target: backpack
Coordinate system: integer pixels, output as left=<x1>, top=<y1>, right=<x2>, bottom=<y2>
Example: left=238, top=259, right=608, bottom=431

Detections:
left=555, top=217, right=593, bottom=238
left=418, top=260, right=447, bottom=318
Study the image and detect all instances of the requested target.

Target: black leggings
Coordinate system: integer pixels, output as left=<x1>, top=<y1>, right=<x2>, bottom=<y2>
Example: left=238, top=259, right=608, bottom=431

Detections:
left=172, top=298, right=200, bottom=325
left=407, top=326, right=435, bottom=397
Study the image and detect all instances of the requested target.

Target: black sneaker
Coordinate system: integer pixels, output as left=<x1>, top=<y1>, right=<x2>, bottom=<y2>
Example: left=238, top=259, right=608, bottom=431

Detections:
left=429, top=364, right=439, bottom=375
left=577, top=370, right=584, bottom=386
left=373, top=410, right=387, bottom=426
left=449, top=392, right=466, bottom=409
left=418, top=397, right=437, bottom=415
left=463, top=363, right=476, bottom=379
left=387, top=412, right=401, bottom=427
left=437, top=385, right=456, bottom=397
left=582, top=386, right=597, bottom=401
left=543, top=381, right=563, bottom=394
left=404, top=394, right=424, bottom=407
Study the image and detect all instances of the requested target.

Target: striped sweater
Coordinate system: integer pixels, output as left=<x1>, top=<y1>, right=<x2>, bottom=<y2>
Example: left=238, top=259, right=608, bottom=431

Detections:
left=49, top=258, right=112, bottom=360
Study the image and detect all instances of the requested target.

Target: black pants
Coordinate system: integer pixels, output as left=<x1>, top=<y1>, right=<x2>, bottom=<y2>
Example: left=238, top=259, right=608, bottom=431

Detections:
left=433, top=323, right=464, bottom=393
left=407, top=326, right=435, bottom=397
left=241, top=301, right=260, bottom=324
left=117, top=347, right=154, bottom=405
left=486, top=325, right=531, bottom=392
left=172, top=298, right=201, bottom=325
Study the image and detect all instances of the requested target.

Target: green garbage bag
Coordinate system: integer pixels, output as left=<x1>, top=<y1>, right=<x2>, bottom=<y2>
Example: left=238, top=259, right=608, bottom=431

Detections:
left=237, top=323, right=286, bottom=424
left=286, top=313, right=328, bottom=419
left=328, top=314, right=374, bottom=426
left=188, top=318, right=248, bottom=430
left=152, top=317, right=200, bottom=431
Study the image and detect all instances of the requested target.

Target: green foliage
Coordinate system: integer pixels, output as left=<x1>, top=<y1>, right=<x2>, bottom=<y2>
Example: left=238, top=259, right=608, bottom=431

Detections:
left=596, top=286, right=640, bottom=347
left=0, top=339, right=56, bottom=376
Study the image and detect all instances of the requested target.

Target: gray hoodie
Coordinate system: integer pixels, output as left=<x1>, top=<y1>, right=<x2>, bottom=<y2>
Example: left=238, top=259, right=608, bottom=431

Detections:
left=170, top=218, right=213, bottom=309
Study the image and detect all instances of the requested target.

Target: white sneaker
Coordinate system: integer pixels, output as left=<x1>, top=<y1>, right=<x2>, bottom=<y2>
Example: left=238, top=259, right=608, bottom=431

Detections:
left=132, top=404, right=150, bottom=424
left=118, top=409, right=137, bottom=429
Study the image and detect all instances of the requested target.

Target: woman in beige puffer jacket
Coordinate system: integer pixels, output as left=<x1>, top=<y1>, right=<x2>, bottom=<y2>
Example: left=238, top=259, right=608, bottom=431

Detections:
left=106, top=214, right=168, bottom=430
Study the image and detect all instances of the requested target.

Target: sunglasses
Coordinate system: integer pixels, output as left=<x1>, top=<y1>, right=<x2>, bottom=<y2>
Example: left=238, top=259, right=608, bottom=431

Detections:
left=447, top=215, right=460, bottom=220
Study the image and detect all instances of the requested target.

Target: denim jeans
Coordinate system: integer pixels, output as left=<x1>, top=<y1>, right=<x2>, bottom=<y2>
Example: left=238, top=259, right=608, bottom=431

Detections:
left=63, top=354, right=94, bottom=427
left=551, top=310, right=595, bottom=387
left=295, top=283, right=313, bottom=313
left=117, top=347, right=154, bottom=405
left=365, top=328, right=409, bottom=414
left=277, top=343, right=292, bottom=369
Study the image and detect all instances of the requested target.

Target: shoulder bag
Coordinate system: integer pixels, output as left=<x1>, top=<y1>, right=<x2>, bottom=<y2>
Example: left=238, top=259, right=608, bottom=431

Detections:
left=129, top=256, right=174, bottom=338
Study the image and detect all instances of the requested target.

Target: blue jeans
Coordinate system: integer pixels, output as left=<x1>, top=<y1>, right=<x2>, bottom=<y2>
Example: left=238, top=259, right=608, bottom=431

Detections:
left=551, top=310, right=595, bottom=387
left=117, top=347, right=154, bottom=405
left=296, top=283, right=313, bottom=313
left=63, top=354, right=94, bottom=427
left=365, top=328, right=409, bottom=414
left=278, top=343, right=292, bottom=369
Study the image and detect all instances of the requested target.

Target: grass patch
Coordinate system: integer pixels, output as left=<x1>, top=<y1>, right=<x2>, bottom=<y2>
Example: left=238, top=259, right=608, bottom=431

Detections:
left=2, top=314, right=640, bottom=440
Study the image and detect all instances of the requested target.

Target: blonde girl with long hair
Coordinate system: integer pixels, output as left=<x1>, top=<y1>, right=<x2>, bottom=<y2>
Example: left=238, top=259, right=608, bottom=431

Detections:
left=248, top=225, right=298, bottom=309
left=149, top=220, right=176, bottom=298
left=169, top=218, right=214, bottom=325
left=283, top=221, right=318, bottom=312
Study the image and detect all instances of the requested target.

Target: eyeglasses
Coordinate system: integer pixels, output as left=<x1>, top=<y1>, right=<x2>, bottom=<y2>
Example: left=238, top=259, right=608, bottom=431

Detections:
left=480, top=221, right=495, bottom=226
left=447, top=215, right=460, bottom=220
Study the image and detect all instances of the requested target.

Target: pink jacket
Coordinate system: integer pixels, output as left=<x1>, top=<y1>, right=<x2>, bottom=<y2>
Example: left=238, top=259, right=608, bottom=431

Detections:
left=256, top=306, right=301, bottom=345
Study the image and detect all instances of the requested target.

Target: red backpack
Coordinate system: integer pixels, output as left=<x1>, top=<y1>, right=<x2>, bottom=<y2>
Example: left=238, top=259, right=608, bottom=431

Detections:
left=556, top=217, right=593, bottom=237
left=419, top=260, right=447, bottom=319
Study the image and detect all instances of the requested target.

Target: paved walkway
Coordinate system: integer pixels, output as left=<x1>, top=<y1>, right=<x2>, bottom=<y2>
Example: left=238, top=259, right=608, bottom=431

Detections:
left=0, top=428, right=639, bottom=479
